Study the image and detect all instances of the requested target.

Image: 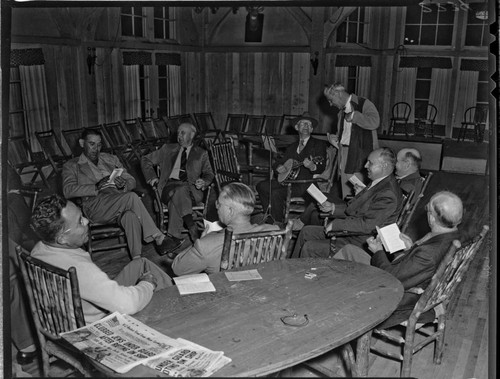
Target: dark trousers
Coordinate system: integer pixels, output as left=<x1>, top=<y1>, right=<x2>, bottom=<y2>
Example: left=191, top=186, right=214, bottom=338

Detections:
left=256, top=179, right=308, bottom=222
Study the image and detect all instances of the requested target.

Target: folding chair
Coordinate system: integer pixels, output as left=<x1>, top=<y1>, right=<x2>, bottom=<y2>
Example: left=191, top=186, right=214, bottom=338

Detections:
left=16, top=246, right=94, bottom=377
left=194, top=112, right=222, bottom=147
left=119, top=118, right=155, bottom=154
left=223, top=113, right=247, bottom=139
left=35, top=129, right=71, bottom=175
left=262, top=115, right=285, bottom=135
left=8, top=135, right=51, bottom=188
left=61, top=128, right=85, bottom=158
left=398, top=172, right=433, bottom=234
left=140, top=118, right=169, bottom=149
left=369, top=225, right=489, bottom=377
left=101, top=121, right=142, bottom=169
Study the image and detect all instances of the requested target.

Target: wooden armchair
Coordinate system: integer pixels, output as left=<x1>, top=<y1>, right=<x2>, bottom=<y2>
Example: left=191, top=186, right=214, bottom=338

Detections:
left=220, top=220, right=293, bottom=271
left=398, top=172, right=433, bottom=234
left=208, top=137, right=244, bottom=192
left=369, top=225, right=489, bottom=377
left=16, top=246, right=94, bottom=377
left=389, top=102, right=412, bottom=136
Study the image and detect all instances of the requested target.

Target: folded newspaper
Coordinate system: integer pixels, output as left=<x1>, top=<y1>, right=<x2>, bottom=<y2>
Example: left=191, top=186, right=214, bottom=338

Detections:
left=60, top=312, right=231, bottom=376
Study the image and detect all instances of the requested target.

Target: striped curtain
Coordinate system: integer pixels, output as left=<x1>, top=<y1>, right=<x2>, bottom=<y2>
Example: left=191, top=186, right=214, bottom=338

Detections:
left=168, top=65, right=181, bottom=116
left=429, top=68, right=452, bottom=127
left=123, top=65, right=141, bottom=119
left=394, top=67, right=417, bottom=123
left=334, top=67, right=348, bottom=87
left=19, top=65, right=51, bottom=151
left=356, top=66, right=371, bottom=99
left=454, top=70, right=478, bottom=128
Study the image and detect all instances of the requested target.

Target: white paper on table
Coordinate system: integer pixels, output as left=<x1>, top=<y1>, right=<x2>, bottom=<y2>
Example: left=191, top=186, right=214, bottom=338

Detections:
left=306, top=183, right=328, bottom=204
left=173, top=273, right=216, bottom=295
left=348, top=175, right=366, bottom=188
left=225, top=269, right=263, bottom=281
left=376, top=224, right=406, bottom=254
left=108, top=168, right=124, bottom=183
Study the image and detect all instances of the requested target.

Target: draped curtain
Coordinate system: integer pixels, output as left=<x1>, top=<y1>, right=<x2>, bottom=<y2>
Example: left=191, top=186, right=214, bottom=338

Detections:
left=394, top=67, right=417, bottom=123
left=333, top=67, right=348, bottom=87
left=356, top=66, right=371, bottom=99
left=123, top=65, right=141, bottom=119
left=454, top=70, right=478, bottom=128
left=168, top=65, right=181, bottom=116
left=429, top=68, right=452, bottom=126
left=19, top=65, right=51, bottom=151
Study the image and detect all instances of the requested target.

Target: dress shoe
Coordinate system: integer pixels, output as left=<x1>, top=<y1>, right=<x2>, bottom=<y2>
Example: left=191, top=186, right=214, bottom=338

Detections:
left=16, top=350, right=37, bottom=365
left=188, top=225, right=200, bottom=243
left=155, top=235, right=184, bottom=256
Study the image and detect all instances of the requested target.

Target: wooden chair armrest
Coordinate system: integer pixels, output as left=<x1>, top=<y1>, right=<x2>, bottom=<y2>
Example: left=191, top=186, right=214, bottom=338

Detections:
left=326, top=230, right=369, bottom=239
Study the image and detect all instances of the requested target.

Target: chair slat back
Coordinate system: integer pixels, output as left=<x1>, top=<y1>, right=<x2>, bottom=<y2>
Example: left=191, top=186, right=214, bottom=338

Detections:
left=103, top=121, right=129, bottom=147
left=120, top=118, right=147, bottom=143
left=8, top=135, right=33, bottom=166
left=282, top=114, right=300, bottom=133
left=413, top=225, right=489, bottom=316
left=141, top=119, right=160, bottom=140
left=220, top=220, right=293, bottom=271
left=427, top=104, right=438, bottom=122
left=399, top=172, right=433, bottom=233
left=152, top=118, right=170, bottom=140
left=194, top=112, right=217, bottom=133
left=175, top=113, right=196, bottom=126
left=392, top=102, right=412, bottom=120
left=262, top=115, right=285, bottom=135
left=62, top=128, right=85, bottom=157
left=208, top=137, right=242, bottom=192
left=16, top=246, right=86, bottom=339
left=35, top=130, right=70, bottom=162
left=224, top=114, right=247, bottom=133
left=244, top=115, right=266, bottom=134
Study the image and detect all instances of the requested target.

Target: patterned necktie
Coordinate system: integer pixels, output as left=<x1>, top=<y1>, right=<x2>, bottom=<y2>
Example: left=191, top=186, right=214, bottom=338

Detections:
left=298, top=139, right=305, bottom=154
left=179, top=148, right=187, bottom=182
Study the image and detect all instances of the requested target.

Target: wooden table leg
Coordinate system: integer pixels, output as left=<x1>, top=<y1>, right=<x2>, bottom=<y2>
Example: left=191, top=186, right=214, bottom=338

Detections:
left=356, top=330, right=372, bottom=377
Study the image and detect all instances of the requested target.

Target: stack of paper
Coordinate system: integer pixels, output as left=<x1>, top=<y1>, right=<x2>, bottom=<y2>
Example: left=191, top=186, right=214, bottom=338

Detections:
left=173, top=273, right=216, bottom=295
left=306, top=183, right=328, bottom=204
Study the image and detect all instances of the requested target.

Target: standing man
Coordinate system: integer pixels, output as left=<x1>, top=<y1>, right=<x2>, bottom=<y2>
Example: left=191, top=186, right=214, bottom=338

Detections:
left=324, top=83, right=380, bottom=199
left=141, top=123, right=214, bottom=256
left=30, top=194, right=173, bottom=324
left=256, top=112, right=327, bottom=224
left=62, top=129, right=171, bottom=258
left=395, top=148, right=423, bottom=198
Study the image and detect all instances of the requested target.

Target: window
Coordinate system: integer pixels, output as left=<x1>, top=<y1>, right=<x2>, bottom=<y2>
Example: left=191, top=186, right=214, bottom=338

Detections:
left=476, top=70, right=489, bottom=108
left=158, top=65, right=169, bottom=117
left=121, top=6, right=145, bottom=37
left=138, top=65, right=152, bottom=119
left=346, top=66, right=357, bottom=94
left=154, top=7, right=170, bottom=39
left=465, top=3, right=489, bottom=46
left=404, top=4, right=455, bottom=46
left=9, top=67, right=27, bottom=137
left=336, top=8, right=368, bottom=44
left=414, top=67, right=432, bottom=119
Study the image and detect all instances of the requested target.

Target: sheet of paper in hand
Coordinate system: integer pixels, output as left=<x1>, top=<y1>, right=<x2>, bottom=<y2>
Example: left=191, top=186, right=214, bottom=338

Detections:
left=108, top=168, right=124, bottom=183
left=348, top=175, right=366, bottom=188
left=307, top=183, right=328, bottom=204
left=376, top=223, right=406, bottom=254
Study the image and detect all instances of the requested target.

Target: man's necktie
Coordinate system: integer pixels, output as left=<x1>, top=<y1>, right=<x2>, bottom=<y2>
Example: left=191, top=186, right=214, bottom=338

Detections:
left=179, top=148, right=187, bottom=182
left=298, top=139, right=305, bottom=154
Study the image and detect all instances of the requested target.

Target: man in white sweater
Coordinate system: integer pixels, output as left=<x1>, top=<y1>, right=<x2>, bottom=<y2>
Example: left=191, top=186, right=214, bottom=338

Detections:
left=30, top=194, right=173, bottom=324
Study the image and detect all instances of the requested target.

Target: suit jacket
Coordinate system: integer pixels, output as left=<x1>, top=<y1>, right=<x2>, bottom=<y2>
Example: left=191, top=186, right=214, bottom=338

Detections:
left=62, top=153, right=136, bottom=201
left=371, top=230, right=461, bottom=328
left=141, top=143, right=214, bottom=196
left=329, top=174, right=403, bottom=235
left=398, top=171, right=422, bottom=198
left=275, top=136, right=328, bottom=182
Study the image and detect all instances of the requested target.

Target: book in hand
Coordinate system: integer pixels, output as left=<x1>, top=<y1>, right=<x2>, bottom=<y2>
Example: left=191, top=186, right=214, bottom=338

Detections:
left=173, top=273, right=216, bottom=295
left=376, top=223, right=406, bottom=254
left=108, top=168, right=124, bottom=183
left=348, top=175, right=366, bottom=189
left=306, top=183, right=328, bottom=204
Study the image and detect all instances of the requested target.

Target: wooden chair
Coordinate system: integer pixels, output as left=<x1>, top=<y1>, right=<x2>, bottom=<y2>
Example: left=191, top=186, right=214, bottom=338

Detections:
left=208, top=137, right=244, bottom=193
left=457, top=106, right=487, bottom=143
left=414, top=104, right=438, bottom=138
left=35, top=129, right=71, bottom=175
left=8, top=135, right=51, bottom=188
left=398, top=172, right=433, bottom=234
left=140, top=118, right=169, bottom=149
left=16, top=246, right=93, bottom=377
left=102, top=121, right=141, bottom=169
left=389, top=102, right=412, bottom=137
left=369, top=225, right=489, bottom=377
left=61, top=127, right=85, bottom=158
left=223, top=113, right=247, bottom=138
left=193, top=111, right=217, bottom=134
left=262, top=115, right=285, bottom=135
left=119, top=118, right=155, bottom=154
left=220, top=220, right=293, bottom=271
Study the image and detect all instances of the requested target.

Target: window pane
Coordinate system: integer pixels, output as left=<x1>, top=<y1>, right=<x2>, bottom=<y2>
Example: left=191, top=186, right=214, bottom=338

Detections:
left=158, top=65, right=167, bottom=77
left=159, top=100, right=168, bottom=117
left=405, top=5, right=421, bottom=24
left=404, top=26, right=419, bottom=45
left=415, top=81, right=431, bottom=98
left=159, top=79, right=167, bottom=96
left=421, top=7, right=437, bottom=24
left=133, top=6, right=142, bottom=16
left=134, top=17, right=143, bottom=37
left=417, top=67, right=432, bottom=79
left=420, top=25, right=436, bottom=45
left=438, top=5, right=455, bottom=24
left=348, top=23, right=357, bottom=43
left=154, top=20, right=164, bottom=39
left=358, top=23, right=364, bottom=43
left=436, top=25, right=453, bottom=45
left=336, top=23, right=346, bottom=42
left=121, top=16, right=132, bottom=36
left=122, top=6, right=132, bottom=15
left=154, top=7, right=163, bottom=18
left=465, top=25, right=482, bottom=46
left=477, top=83, right=488, bottom=102
left=414, top=100, right=428, bottom=119
left=478, top=70, right=489, bottom=81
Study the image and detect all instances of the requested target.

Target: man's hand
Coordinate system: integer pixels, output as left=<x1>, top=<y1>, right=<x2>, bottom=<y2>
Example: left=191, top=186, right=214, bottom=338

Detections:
left=276, top=165, right=286, bottom=174
left=195, top=178, right=207, bottom=190
left=138, top=271, right=157, bottom=290
left=344, top=111, right=355, bottom=123
left=95, top=176, right=112, bottom=191
left=399, top=233, right=413, bottom=250
left=303, top=156, right=317, bottom=171
left=367, top=235, right=384, bottom=253
left=149, top=178, right=159, bottom=188
left=114, top=176, right=126, bottom=189
left=319, top=201, right=335, bottom=213
left=327, top=133, right=339, bottom=149
left=324, top=221, right=334, bottom=234
left=353, top=183, right=364, bottom=195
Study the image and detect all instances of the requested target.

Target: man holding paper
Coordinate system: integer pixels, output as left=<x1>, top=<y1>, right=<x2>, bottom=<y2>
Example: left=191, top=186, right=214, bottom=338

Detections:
left=172, top=183, right=278, bottom=276
left=292, top=147, right=403, bottom=258
left=63, top=129, right=170, bottom=259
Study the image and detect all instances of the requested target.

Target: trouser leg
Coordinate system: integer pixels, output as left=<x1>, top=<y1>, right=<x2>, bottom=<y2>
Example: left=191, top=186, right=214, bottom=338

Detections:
left=113, top=257, right=173, bottom=290
left=161, top=182, right=196, bottom=239
left=291, top=225, right=326, bottom=258
left=333, top=244, right=372, bottom=264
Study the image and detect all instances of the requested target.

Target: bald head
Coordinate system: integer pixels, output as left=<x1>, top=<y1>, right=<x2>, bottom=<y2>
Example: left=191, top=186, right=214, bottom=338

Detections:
left=396, top=148, right=421, bottom=177
left=428, top=191, right=463, bottom=229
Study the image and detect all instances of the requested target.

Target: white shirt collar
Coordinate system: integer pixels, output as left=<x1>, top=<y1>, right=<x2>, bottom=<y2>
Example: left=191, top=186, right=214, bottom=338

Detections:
left=370, top=173, right=391, bottom=188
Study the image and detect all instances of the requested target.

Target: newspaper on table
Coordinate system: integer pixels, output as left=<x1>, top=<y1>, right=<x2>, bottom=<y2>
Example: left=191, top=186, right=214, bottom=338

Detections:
left=60, top=312, right=231, bottom=376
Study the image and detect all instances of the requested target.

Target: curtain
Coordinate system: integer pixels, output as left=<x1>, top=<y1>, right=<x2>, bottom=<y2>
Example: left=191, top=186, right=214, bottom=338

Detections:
left=19, top=65, right=51, bottom=151
left=394, top=67, right=417, bottom=123
left=429, top=68, right=452, bottom=126
left=123, top=65, right=141, bottom=119
left=168, top=65, right=181, bottom=116
left=356, top=66, right=371, bottom=98
left=454, top=70, right=478, bottom=128
left=334, top=66, right=348, bottom=87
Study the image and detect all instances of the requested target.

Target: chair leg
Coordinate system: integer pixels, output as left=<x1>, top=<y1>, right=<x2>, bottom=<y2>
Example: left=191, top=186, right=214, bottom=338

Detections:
left=340, top=343, right=358, bottom=377
left=356, top=331, right=371, bottom=376
left=401, top=323, right=417, bottom=377
left=434, top=316, right=446, bottom=364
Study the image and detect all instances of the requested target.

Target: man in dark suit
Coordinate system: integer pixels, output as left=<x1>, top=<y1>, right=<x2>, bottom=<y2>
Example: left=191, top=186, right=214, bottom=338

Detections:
left=141, top=123, right=214, bottom=256
left=396, top=147, right=423, bottom=198
left=63, top=129, right=169, bottom=258
left=292, top=147, right=403, bottom=258
left=256, top=112, right=327, bottom=224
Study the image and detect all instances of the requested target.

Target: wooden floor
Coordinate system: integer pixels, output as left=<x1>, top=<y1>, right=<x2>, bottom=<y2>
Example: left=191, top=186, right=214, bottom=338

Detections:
left=12, top=170, right=493, bottom=378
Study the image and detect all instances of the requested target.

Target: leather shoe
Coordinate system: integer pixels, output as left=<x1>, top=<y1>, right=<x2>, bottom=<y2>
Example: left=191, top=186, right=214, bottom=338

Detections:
left=155, top=235, right=184, bottom=256
left=16, top=350, right=37, bottom=365
left=188, top=225, right=200, bottom=243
